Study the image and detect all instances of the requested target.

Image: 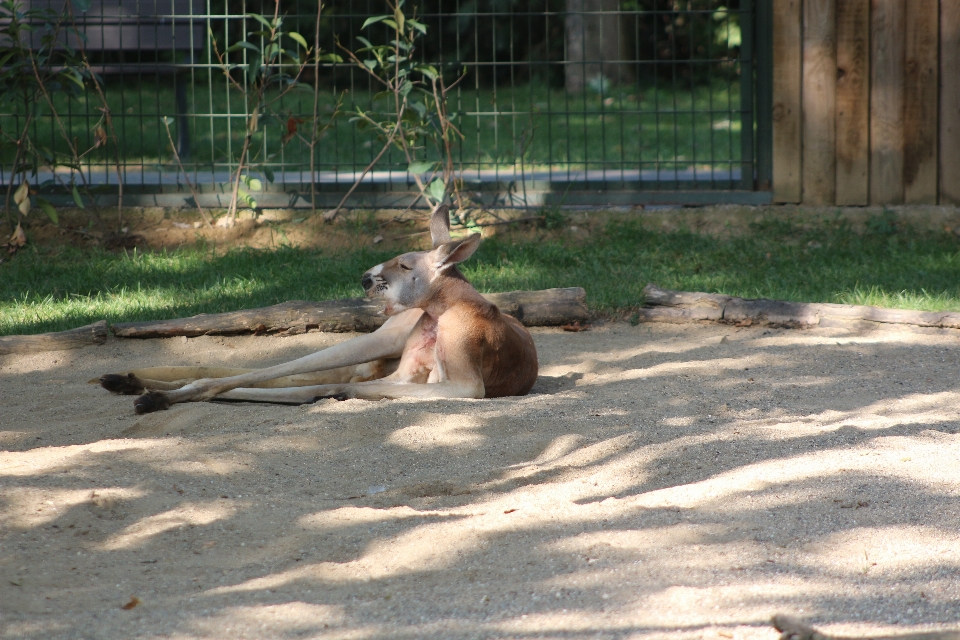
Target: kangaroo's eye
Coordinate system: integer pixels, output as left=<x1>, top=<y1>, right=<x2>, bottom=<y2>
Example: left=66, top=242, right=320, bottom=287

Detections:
left=399, top=263, right=412, bottom=271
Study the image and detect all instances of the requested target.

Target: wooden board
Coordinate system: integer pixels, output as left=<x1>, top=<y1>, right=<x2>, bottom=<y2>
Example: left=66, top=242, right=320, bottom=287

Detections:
left=110, top=289, right=590, bottom=338
left=802, top=0, right=837, bottom=205
left=0, top=320, right=108, bottom=355
left=772, top=0, right=803, bottom=203
left=941, top=2, right=960, bottom=204
left=903, top=0, right=939, bottom=204
left=870, top=0, right=906, bottom=205
left=835, top=0, right=870, bottom=205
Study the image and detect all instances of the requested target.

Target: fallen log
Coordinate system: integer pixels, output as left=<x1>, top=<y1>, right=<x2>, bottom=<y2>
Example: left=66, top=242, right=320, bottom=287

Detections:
left=0, top=320, right=108, bottom=355
left=111, top=287, right=589, bottom=338
left=639, top=284, right=960, bottom=330
left=773, top=614, right=960, bottom=640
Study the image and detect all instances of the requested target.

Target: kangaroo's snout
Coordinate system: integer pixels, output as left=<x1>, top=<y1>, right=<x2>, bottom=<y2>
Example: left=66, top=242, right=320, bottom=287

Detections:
left=361, top=273, right=374, bottom=292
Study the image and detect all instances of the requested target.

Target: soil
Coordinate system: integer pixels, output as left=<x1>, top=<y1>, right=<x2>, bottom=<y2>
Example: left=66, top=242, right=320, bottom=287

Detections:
left=3, top=205, right=960, bottom=639
left=3, top=319, right=960, bottom=639
left=13, top=202, right=960, bottom=255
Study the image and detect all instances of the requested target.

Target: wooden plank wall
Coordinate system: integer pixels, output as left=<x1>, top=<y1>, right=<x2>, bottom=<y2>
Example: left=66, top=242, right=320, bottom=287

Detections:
left=772, top=0, right=955, bottom=205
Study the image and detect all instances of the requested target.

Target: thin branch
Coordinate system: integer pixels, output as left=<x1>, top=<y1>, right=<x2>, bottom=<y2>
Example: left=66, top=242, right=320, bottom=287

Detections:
left=27, top=47, right=104, bottom=230
left=65, top=0, right=124, bottom=226
left=310, top=0, right=324, bottom=214
left=4, top=110, right=33, bottom=231
left=324, top=123, right=400, bottom=221
left=161, top=119, right=212, bottom=228
left=334, top=37, right=391, bottom=88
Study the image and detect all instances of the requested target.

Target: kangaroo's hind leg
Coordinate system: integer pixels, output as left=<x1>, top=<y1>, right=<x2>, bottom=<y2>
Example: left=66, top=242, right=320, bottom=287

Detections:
left=99, top=360, right=397, bottom=396
left=98, top=366, right=257, bottom=395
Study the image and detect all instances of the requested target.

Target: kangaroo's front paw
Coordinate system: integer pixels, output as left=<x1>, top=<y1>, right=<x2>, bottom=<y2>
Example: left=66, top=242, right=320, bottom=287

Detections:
left=134, top=391, right=171, bottom=414
left=100, top=373, right=146, bottom=395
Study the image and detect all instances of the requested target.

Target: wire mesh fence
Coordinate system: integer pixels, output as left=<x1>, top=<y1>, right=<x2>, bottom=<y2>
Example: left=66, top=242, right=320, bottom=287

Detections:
left=0, top=0, right=767, bottom=209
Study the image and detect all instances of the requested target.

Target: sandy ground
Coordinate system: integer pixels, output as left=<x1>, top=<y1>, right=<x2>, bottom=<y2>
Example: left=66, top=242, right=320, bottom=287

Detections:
left=2, top=321, right=960, bottom=640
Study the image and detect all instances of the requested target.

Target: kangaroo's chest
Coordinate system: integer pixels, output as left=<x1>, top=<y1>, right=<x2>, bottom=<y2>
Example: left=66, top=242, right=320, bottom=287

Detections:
left=395, top=315, right=440, bottom=383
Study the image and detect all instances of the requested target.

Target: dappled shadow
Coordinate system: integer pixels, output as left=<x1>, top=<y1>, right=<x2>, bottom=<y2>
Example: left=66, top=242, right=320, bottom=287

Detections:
left=2, top=321, right=960, bottom=639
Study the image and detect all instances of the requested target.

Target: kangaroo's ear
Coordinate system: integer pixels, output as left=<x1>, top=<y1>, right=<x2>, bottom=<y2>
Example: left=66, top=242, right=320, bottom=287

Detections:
left=433, top=233, right=481, bottom=270
left=429, top=204, right=451, bottom=248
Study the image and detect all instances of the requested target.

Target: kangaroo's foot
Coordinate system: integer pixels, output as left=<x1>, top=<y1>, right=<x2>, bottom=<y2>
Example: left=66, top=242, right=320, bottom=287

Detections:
left=134, top=391, right=172, bottom=414
left=100, top=373, right=146, bottom=395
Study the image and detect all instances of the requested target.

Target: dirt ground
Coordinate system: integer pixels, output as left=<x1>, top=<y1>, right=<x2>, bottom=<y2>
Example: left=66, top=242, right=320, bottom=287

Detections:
left=2, top=318, right=960, bottom=639
left=17, top=202, right=960, bottom=254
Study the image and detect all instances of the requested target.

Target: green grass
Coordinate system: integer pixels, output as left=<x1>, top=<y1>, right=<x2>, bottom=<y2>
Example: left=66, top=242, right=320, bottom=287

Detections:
left=1, top=80, right=741, bottom=177
left=4, top=210, right=960, bottom=336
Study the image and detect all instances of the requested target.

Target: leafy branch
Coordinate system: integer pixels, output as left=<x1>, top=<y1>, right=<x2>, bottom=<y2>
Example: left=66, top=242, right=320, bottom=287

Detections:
left=0, top=0, right=99, bottom=239
left=209, top=0, right=340, bottom=223
left=325, top=0, right=465, bottom=221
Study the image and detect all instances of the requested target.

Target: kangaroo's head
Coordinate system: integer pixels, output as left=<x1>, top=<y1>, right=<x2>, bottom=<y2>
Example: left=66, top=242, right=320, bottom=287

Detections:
left=361, top=205, right=481, bottom=316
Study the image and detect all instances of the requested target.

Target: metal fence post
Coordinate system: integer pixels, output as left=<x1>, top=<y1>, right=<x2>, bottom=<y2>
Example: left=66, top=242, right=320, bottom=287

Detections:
left=740, top=0, right=755, bottom=191
left=755, top=0, right=773, bottom=192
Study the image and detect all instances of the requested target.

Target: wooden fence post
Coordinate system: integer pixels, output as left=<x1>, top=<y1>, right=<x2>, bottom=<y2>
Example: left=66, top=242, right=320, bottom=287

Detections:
left=903, top=1, right=939, bottom=204
left=773, top=0, right=803, bottom=203
left=869, top=0, right=906, bottom=205
left=802, top=0, right=837, bottom=205
left=835, top=0, right=870, bottom=205
left=941, top=2, right=960, bottom=205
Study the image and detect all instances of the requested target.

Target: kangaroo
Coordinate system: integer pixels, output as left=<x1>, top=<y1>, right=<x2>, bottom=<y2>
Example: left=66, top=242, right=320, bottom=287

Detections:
left=100, top=205, right=539, bottom=413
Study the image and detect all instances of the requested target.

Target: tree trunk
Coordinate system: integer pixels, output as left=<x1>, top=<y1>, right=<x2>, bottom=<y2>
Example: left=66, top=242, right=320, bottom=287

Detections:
left=565, top=0, right=623, bottom=93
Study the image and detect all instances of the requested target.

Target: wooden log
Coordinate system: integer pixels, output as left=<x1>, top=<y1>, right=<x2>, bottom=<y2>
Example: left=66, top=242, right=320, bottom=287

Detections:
left=870, top=0, right=906, bottom=205
left=802, top=0, right=837, bottom=204
left=772, top=0, right=803, bottom=203
left=941, top=2, right=960, bottom=205
left=0, top=320, right=108, bottom=355
left=903, top=0, right=939, bottom=204
left=815, top=304, right=960, bottom=329
left=641, top=286, right=731, bottom=310
left=479, top=288, right=590, bottom=326
left=110, top=288, right=590, bottom=338
left=724, top=297, right=822, bottom=326
left=114, top=299, right=383, bottom=338
left=772, top=614, right=960, bottom=640
left=633, top=307, right=724, bottom=323
left=835, top=0, right=870, bottom=205
left=641, top=284, right=960, bottom=330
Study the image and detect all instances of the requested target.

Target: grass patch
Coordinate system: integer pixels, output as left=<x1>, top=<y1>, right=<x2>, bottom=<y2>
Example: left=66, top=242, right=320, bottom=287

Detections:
left=3, top=210, right=960, bottom=336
